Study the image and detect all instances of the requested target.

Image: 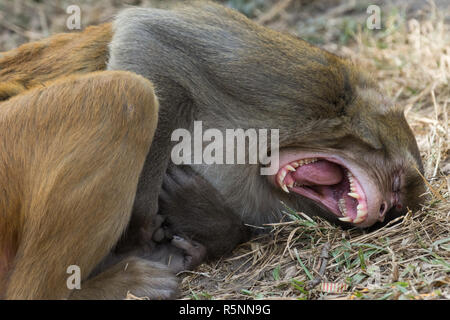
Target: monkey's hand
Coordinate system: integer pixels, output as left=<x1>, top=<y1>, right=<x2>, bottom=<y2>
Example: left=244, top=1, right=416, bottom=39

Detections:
left=157, top=165, right=251, bottom=264
left=150, top=212, right=206, bottom=273
left=147, top=232, right=207, bottom=273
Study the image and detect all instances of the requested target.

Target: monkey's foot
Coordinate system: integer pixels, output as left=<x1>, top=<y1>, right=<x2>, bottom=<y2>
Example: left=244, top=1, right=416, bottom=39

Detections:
left=71, top=257, right=179, bottom=300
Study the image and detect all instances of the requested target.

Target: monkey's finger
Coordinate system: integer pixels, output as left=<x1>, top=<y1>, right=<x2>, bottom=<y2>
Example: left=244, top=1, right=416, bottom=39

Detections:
left=171, top=236, right=207, bottom=269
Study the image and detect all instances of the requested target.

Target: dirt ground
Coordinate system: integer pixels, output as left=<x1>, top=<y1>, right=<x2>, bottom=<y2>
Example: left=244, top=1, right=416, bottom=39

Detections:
left=0, top=0, right=448, bottom=300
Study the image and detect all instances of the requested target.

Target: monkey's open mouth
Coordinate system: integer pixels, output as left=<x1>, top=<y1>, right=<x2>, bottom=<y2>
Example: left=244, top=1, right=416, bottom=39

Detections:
left=275, top=158, right=368, bottom=223
left=270, top=152, right=386, bottom=226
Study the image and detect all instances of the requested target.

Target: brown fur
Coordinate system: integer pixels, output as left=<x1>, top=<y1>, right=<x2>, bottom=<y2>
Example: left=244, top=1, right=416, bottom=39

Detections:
left=0, top=70, right=174, bottom=299
left=0, top=23, right=112, bottom=101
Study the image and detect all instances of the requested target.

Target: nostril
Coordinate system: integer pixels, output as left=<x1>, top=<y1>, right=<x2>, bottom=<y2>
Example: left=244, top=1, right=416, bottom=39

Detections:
left=379, top=203, right=387, bottom=216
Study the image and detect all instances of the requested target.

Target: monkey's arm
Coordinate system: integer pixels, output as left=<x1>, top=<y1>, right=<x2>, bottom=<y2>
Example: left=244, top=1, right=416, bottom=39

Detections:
left=156, top=165, right=252, bottom=263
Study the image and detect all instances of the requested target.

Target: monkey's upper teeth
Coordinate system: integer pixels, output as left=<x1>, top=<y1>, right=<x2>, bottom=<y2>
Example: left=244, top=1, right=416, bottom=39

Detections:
left=285, top=165, right=296, bottom=172
left=276, top=168, right=289, bottom=193
left=292, top=158, right=318, bottom=168
left=276, top=158, right=319, bottom=193
left=279, top=169, right=287, bottom=181
left=347, top=172, right=359, bottom=195
left=348, top=192, right=359, bottom=199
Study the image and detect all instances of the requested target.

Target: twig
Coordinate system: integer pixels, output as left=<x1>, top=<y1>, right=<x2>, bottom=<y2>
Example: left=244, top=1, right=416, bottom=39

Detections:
left=0, top=12, right=28, bottom=38
left=306, top=242, right=330, bottom=290
left=415, top=166, right=446, bottom=202
left=257, top=0, right=293, bottom=25
left=0, top=12, right=41, bottom=40
left=38, top=6, right=49, bottom=37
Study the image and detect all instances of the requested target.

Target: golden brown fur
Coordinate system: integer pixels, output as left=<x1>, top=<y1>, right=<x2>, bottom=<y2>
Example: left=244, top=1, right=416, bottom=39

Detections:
left=0, top=23, right=112, bottom=101
left=0, top=70, right=172, bottom=299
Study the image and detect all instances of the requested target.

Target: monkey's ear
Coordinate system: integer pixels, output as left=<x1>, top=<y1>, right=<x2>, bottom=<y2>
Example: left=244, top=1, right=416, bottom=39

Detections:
left=0, top=81, right=26, bottom=101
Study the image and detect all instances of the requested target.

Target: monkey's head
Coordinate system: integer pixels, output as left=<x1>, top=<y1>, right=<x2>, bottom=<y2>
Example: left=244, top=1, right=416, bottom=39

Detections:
left=109, top=3, right=426, bottom=229
left=267, top=61, right=425, bottom=228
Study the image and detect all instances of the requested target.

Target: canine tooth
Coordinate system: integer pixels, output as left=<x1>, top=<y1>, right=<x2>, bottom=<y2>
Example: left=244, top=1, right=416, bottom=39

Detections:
left=339, top=217, right=353, bottom=222
left=353, top=214, right=367, bottom=224
left=348, top=192, right=359, bottom=199
left=285, top=165, right=296, bottom=172
left=353, top=208, right=367, bottom=223
left=278, top=176, right=284, bottom=186
left=281, top=184, right=289, bottom=193
left=278, top=171, right=287, bottom=185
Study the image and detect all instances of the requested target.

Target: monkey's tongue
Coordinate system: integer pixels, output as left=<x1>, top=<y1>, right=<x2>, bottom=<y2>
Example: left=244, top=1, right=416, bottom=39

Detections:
left=292, top=161, right=343, bottom=186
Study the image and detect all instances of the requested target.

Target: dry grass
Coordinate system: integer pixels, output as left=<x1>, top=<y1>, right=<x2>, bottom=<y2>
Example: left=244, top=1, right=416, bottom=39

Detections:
left=179, top=2, right=450, bottom=300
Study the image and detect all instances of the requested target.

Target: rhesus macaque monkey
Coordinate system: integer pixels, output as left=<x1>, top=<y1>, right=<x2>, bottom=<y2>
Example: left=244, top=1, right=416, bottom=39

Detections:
left=0, top=1, right=425, bottom=299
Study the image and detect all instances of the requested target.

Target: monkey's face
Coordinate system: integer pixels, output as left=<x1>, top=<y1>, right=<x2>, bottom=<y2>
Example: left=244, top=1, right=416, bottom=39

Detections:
left=268, top=89, right=425, bottom=229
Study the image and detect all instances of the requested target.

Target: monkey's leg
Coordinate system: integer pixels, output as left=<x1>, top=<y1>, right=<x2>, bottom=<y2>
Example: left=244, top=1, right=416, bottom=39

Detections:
left=70, top=257, right=178, bottom=300
left=153, top=165, right=252, bottom=271
left=2, top=71, right=169, bottom=299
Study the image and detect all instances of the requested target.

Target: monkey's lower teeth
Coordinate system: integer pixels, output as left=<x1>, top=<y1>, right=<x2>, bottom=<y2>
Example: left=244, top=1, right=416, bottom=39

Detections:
left=338, top=198, right=347, bottom=216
